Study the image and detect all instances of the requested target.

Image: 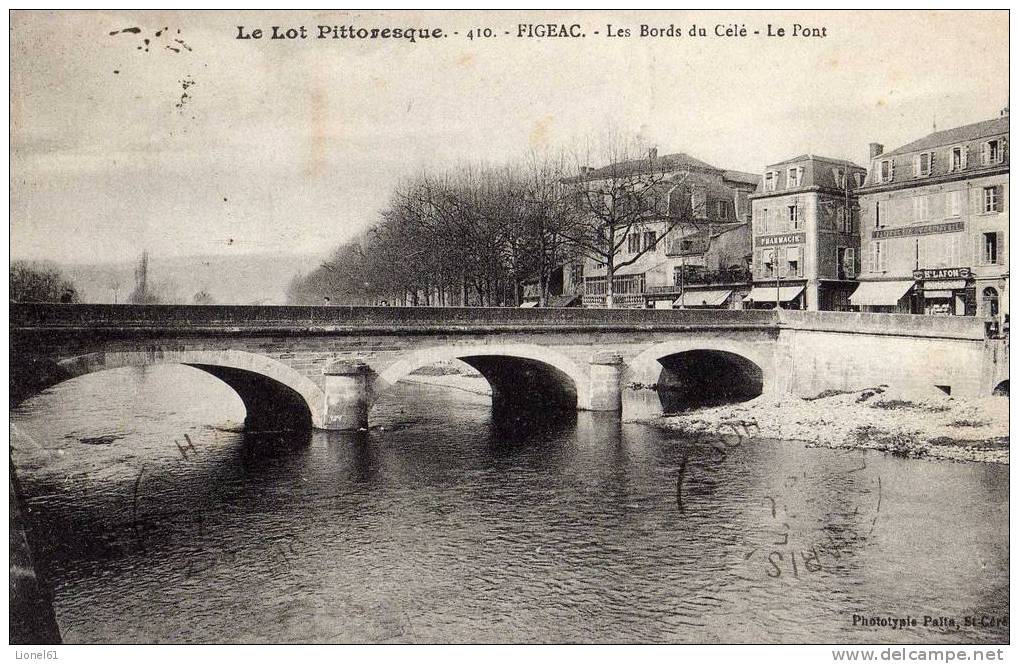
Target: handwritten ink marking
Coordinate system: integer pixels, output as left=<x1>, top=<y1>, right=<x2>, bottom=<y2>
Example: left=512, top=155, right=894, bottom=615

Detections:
left=676, top=456, right=688, bottom=513
left=131, top=464, right=147, bottom=554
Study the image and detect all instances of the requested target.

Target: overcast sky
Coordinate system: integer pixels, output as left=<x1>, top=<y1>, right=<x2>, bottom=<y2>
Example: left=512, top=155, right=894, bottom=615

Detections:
left=10, top=9, right=1009, bottom=264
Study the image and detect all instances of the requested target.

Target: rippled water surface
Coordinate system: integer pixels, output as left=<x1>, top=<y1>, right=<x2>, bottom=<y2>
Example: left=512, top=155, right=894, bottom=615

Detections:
left=10, top=365, right=1009, bottom=644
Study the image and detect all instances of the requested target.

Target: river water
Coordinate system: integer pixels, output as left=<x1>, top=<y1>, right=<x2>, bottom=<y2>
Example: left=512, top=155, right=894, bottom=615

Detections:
left=10, top=365, right=1009, bottom=644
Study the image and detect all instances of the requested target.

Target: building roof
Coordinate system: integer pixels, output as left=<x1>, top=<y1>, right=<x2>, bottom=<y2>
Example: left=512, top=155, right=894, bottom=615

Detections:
left=766, top=154, right=865, bottom=169
left=723, top=170, right=761, bottom=186
left=881, top=116, right=1009, bottom=158
left=569, top=152, right=722, bottom=183
left=754, top=154, right=866, bottom=195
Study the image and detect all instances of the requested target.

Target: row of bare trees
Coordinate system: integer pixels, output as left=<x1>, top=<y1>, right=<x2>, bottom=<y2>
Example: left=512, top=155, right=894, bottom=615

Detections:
left=288, top=140, right=705, bottom=308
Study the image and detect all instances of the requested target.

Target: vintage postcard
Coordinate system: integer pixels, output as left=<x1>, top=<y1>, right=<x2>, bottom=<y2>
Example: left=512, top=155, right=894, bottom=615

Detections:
left=8, top=8, right=1010, bottom=655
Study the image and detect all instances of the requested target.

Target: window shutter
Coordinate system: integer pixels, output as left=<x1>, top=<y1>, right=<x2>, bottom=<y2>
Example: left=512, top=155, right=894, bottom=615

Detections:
left=913, top=155, right=921, bottom=176
left=994, top=185, right=1004, bottom=212
left=982, top=142, right=990, bottom=165
left=996, top=231, right=1005, bottom=264
left=971, top=188, right=982, bottom=215
left=798, top=246, right=805, bottom=277
left=961, top=146, right=968, bottom=169
left=862, top=243, right=872, bottom=273
left=889, top=160, right=896, bottom=180
left=974, top=235, right=984, bottom=265
left=846, top=248, right=856, bottom=278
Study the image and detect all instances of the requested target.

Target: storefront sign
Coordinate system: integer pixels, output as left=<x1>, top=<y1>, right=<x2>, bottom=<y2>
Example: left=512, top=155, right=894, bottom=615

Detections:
left=755, top=232, right=805, bottom=247
left=872, top=221, right=963, bottom=240
left=912, top=267, right=972, bottom=280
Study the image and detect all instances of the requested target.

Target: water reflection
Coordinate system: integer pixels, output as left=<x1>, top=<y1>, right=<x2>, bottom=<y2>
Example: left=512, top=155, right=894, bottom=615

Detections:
left=9, top=365, right=1009, bottom=644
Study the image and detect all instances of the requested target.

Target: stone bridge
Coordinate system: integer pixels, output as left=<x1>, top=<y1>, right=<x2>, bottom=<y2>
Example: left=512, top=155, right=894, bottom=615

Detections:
left=10, top=304, right=1007, bottom=431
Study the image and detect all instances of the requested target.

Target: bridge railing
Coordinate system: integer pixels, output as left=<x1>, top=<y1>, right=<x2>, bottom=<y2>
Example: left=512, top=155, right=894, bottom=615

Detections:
left=778, top=309, right=988, bottom=340
left=9, top=303, right=991, bottom=340
left=9, top=303, right=782, bottom=331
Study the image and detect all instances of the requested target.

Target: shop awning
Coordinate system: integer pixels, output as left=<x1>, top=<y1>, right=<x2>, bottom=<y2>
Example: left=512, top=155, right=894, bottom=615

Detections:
left=848, top=280, right=914, bottom=306
left=519, top=300, right=538, bottom=308
left=674, top=289, right=733, bottom=307
left=743, top=285, right=804, bottom=303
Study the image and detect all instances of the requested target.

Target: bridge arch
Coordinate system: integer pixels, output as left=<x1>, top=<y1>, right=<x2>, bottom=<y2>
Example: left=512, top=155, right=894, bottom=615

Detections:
left=623, top=339, right=774, bottom=419
left=373, top=344, right=591, bottom=413
left=37, top=350, right=326, bottom=431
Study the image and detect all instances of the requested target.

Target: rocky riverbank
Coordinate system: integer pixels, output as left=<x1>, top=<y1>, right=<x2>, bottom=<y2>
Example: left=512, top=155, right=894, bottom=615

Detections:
left=648, top=385, right=1009, bottom=464
left=403, top=365, right=1008, bottom=464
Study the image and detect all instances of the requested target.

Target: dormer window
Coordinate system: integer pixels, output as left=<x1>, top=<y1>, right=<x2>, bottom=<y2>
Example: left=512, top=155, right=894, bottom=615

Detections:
left=949, top=146, right=967, bottom=172
left=716, top=201, right=728, bottom=219
left=878, top=159, right=895, bottom=183
left=764, top=171, right=778, bottom=192
left=787, top=166, right=803, bottom=188
left=914, top=152, right=933, bottom=177
left=853, top=172, right=865, bottom=188
left=981, top=139, right=1005, bottom=165
left=832, top=168, right=846, bottom=189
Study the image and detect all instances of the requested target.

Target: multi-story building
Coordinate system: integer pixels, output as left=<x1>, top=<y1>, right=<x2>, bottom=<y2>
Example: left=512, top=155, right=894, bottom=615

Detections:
left=570, top=150, right=758, bottom=308
left=747, top=155, right=868, bottom=310
left=853, top=114, right=1009, bottom=320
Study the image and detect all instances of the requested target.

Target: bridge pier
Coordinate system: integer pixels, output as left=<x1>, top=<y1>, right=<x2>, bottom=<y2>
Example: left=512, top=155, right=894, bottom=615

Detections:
left=322, top=359, right=374, bottom=430
left=588, top=352, right=625, bottom=411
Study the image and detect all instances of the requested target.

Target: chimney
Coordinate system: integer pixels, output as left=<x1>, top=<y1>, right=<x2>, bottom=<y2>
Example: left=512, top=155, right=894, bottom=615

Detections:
left=648, top=147, right=658, bottom=160
left=869, top=142, right=884, bottom=159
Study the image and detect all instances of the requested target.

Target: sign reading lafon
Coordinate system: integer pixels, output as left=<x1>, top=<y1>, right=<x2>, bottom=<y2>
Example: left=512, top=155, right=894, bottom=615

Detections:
left=872, top=221, right=964, bottom=240
left=756, top=232, right=805, bottom=247
left=913, top=267, right=972, bottom=280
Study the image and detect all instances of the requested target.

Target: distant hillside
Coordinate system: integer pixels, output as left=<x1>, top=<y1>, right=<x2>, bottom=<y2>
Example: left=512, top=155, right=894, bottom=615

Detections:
left=27, top=253, right=324, bottom=305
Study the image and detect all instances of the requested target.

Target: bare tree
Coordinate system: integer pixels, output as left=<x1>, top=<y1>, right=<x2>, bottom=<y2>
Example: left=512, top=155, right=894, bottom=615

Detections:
left=559, top=139, right=702, bottom=307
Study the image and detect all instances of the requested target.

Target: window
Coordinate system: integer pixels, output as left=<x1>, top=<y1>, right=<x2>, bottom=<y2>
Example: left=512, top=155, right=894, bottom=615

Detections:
left=982, top=140, right=1005, bottom=165
left=787, top=166, right=803, bottom=188
left=946, top=190, right=962, bottom=217
left=762, top=248, right=775, bottom=277
left=627, top=233, right=641, bottom=253
left=913, top=152, right=933, bottom=177
left=950, top=146, right=967, bottom=172
left=982, top=232, right=999, bottom=264
left=642, top=230, right=657, bottom=251
left=920, top=234, right=960, bottom=268
left=764, top=171, right=777, bottom=192
left=982, top=287, right=999, bottom=317
left=788, top=204, right=800, bottom=229
left=879, top=159, right=895, bottom=183
left=837, top=247, right=856, bottom=279
left=759, top=208, right=769, bottom=233
left=836, top=207, right=852, bottom=233
left=875, top=201, right=882, bottom=229
left=913, top=195, right=930, bottom=222
left=570, top=263, right=584, bottom=287
left=832, top=168, right=847, bottom=189
left=853, top=172, right=865, bottom=188
left=786, top=246, right=802, bottom=277
left=982, top=186, right=1003, bottom=213
left=870, top=241, right=886, bottom=272
left=716, top=201, right=728, bottom=219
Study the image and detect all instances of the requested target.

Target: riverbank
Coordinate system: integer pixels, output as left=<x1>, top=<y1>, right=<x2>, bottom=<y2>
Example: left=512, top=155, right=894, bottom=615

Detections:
left=648, top=386, right=1009, bottom=464
left=402, top=370, right=1008, bottom=464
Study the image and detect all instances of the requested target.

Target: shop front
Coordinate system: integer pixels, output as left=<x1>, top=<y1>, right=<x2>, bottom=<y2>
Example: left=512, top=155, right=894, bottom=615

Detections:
left=742, top=283, right=806, bottom=310
left=912, top=267, right=975, bottom=316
